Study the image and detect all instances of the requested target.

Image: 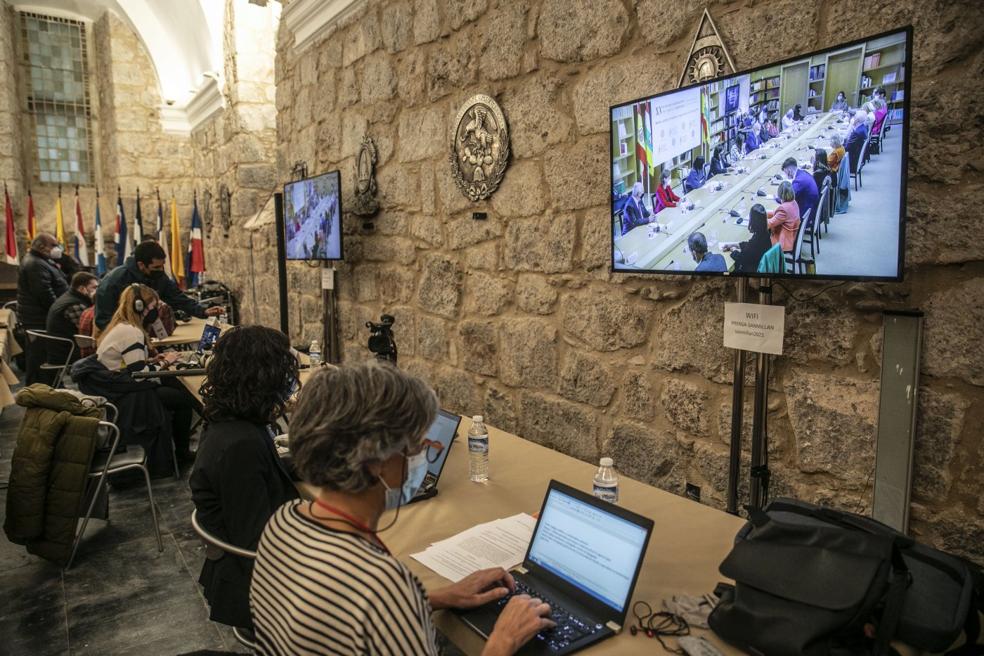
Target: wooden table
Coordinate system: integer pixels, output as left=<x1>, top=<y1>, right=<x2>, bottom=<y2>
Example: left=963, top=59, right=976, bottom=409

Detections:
left=615, top=112, right=851, bottom=272
left=298, top=417, right=747, bottom=654
left=178, top=356, right=320, bottom=403
left=152, top=317, right=209, bottom=348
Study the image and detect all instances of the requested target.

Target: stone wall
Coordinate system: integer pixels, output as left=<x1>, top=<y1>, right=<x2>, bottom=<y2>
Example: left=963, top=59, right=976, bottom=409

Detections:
left=251, top=0, right=984, bottom=564
left=0, top=4, right=24, bottom=199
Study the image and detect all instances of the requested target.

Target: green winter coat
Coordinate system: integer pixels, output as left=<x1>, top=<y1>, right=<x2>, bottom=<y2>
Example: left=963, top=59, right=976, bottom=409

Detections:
left=3, top=384, right=103, bottom=565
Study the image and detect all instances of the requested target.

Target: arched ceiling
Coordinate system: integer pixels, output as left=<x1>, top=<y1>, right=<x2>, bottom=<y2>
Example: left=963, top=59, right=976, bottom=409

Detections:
left=13, top=0, right=224, bottom=106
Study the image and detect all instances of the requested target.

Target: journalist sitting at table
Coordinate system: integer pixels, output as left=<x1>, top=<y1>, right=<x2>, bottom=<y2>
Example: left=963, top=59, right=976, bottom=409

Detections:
left=191, top=325, right=300, bottom=634
left=688, top=232, right=727, bottom=272
left=722, top=204, right=772, bottom=273
left=620, top=181, right=651, bottom=232
left=250, top=362, right=555, bottom=656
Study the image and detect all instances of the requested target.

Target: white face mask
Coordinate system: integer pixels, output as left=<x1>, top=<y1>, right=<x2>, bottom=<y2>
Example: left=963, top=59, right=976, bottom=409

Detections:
left=49, top=245, right=64, bottom=260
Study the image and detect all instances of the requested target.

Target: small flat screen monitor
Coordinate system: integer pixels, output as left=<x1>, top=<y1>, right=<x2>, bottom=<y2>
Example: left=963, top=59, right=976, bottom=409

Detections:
left=610, top=27, right=911, bottom=281
left=283, top=170, right=342, bottom=261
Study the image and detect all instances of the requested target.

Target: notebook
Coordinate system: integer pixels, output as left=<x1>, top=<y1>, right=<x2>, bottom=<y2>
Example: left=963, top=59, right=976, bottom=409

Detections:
left=456, top=480, right=654, bottom=654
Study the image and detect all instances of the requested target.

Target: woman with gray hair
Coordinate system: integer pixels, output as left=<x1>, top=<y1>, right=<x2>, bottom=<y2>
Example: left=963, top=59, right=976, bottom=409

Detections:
left=249, top=362, right=554, bottom=656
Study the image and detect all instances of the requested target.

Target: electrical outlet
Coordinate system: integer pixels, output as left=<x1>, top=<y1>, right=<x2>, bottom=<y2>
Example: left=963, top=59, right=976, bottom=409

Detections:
left=472, top=212, right=487, bottom=220
left=685, top=483, right=701, bottom=503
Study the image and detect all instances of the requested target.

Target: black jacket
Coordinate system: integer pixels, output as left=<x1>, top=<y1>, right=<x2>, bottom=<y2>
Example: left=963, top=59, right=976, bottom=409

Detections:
left=17, top=250, right=69, bottom=329
left=190, top=420, right=298, bottom=629
left=730, top=230, right=774, bottom=273
left=95, top=257, right=206, bottom=330
left=45, top=289, right=92, bottom=365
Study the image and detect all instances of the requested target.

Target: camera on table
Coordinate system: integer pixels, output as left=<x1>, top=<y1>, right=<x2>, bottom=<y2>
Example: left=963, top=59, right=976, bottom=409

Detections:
left=367, top=314, right=397, bottom=364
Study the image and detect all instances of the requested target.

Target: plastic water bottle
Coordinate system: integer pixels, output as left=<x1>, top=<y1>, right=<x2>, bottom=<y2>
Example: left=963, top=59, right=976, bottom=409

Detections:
left=468, top=415, right=489, bottom=483
left=309, top=340, right=321, bottom=366
left=218, top=308, right=229, bottom=325
left=593, top=457, right=619, bottom=504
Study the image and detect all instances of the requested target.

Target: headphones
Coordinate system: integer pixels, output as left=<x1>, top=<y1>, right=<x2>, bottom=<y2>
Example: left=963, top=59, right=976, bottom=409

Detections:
left=130, top=283, right=145, bottom=314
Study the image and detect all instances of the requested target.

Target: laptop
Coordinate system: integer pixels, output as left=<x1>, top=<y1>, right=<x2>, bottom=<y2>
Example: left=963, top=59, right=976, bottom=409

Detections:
left=408, top=409, right=461, bottom=503
left=457, top=480, right=654, bottom=655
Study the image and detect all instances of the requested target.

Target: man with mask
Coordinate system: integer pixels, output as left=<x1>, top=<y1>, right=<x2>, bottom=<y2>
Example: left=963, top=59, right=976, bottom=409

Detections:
left=94, top=240, right=223, bottom=331
left=45, top=271, right=98, bottom=369
left=17, top=233, right=70, bottom=383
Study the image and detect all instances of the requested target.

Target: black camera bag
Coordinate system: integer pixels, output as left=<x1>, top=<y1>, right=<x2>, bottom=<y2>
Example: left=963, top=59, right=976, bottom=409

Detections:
left=709, top=498, right=982, bottom=656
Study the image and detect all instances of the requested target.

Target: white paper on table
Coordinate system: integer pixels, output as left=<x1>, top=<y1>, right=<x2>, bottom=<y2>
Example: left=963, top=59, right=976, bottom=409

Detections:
left=411, top=513, right=536, bottom=582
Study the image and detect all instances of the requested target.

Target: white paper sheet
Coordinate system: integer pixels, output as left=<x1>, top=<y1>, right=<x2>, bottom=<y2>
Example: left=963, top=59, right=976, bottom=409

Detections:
left=411, top=513, right=536, bottom=582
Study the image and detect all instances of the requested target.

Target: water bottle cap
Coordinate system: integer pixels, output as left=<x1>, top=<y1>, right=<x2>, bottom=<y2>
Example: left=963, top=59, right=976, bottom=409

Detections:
left=600, top=457, right=614, bottom=467
left=472, top=415, right=484, bottom=423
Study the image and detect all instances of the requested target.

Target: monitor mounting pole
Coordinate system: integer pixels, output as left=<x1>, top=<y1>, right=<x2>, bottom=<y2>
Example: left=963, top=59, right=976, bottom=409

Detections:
left=726, top=278, right=748, bottom=515
left=748, top=277, right=773, bottom=510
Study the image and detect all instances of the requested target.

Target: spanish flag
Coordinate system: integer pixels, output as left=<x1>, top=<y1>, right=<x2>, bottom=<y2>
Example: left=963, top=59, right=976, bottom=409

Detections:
left=55, top=189, right=66, bottom=244
left=169, top=196, right=185, bottom=289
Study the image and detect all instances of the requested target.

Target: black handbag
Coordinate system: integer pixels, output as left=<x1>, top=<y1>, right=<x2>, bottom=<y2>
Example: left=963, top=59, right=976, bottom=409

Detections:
left=709, top=498, right=983, bottom=656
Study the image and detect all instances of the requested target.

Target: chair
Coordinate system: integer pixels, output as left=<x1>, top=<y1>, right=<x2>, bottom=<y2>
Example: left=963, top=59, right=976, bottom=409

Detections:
left=613, top=209, right=625, bottom=236
left=73, top=334, right=97, bottom=358
left=853, top=137, right=870, bottom=191
left=835, top=152, right=851, bottom=215
left=797, top=208, right=817, bottom=262
left=816, top=183, right=831, bottom=238
left=757, top=243, right=784, bottom=274
left=191, top=509, right=259, bottom=651
left=783, top=209, right=811, bottom=274
left=66, top=402, right=164, bottom=569
left=25, top=329, right=75, bottom=388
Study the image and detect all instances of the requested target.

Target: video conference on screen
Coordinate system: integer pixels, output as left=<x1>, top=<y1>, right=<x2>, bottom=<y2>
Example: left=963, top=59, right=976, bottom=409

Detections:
left=610, top=28, right=910, bottom=281
left=284, top=171, right=342, bottom=261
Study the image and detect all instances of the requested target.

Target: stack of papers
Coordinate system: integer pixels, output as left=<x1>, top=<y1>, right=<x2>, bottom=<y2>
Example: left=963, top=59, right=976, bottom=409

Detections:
left=411, top=514, right=536, bottom=582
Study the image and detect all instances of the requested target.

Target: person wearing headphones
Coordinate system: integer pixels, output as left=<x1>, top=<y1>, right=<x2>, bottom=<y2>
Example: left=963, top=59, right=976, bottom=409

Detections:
left=73, top=284, right=197, bottom=473
left=250, top=362, right=555, bottom=656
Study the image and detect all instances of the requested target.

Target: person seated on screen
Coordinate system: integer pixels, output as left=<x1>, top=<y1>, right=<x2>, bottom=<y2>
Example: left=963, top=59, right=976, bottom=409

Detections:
left=777, top=157, right=819, bottom=228
left=758, top=106, right=769, bottom=126
left=828, top=134, right=847, bottom=173
left=621, top=181, right=651, bottom=232
left=781, top=108, right=796, bottom=131
left=831, top=91, right=849, bottom=112
left=759, top=119, right=772, bottom=144
left=688, top=232, right=727, bottom=273
left=709, top=145, right=729, bottom=176
left=845, top=111, right=869, bottom=173
left=249, top=362, right=555, bottom=656
left=684, top=157, right=707, bottom=192
left=729, top=133, right=746, bottom=163
left=870, top=90, right=889, bottom=135
left=722, top=204, right=772, bottom=274
left=767, top=181, right=801, bottom=253
left=655, top=170, right=681, bottom=211
left=191, top=325, right=301, bottom=634
left=793, top=104, right=805, bottom=122
left=766, top=118, right=779, bottom=138
left=812, top=148, right=835, bottom=196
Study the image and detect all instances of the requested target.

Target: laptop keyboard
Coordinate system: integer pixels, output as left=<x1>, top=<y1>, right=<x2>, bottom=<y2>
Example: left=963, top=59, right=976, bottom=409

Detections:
left=493, top=580, right=604, bottom=652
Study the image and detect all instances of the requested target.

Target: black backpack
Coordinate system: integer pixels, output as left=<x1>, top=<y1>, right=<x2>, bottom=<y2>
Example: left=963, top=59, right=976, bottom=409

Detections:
left=708, top=498, right=984, bottom=656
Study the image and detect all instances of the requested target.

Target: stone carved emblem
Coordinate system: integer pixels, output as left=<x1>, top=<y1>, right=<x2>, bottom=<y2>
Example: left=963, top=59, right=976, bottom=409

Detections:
left=201, top=188, right=213, bottom=237
left=680, top=9, right=736, bottom=87
left=352, top=136, right=379, bottom=216
left=218, top=183, right=232, bottom=238
left=449, top=94, right=510, bottom=202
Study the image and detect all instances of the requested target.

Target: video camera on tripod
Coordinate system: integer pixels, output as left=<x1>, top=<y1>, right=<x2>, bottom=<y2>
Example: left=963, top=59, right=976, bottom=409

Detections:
left=366, top=314, right=397, bottom=363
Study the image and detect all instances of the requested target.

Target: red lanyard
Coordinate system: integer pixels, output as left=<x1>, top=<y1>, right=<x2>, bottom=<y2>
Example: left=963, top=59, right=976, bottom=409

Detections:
left=312, top=499, right=390, bottom=555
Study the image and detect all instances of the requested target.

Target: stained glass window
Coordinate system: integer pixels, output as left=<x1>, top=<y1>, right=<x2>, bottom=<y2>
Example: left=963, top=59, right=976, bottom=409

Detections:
left=19, top=12, right=93, bottom=185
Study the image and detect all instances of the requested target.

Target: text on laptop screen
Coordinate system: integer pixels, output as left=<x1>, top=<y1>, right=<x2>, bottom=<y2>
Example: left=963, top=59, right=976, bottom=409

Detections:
left=424, top=411, right=459, bottom=477
left=527, top=489, right=649, bottom=612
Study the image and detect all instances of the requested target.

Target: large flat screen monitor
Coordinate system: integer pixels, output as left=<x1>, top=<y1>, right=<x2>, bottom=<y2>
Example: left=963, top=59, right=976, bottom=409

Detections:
left=284, top=170, right=342, bottom=261
left=610, top=27, right=911, bottom=281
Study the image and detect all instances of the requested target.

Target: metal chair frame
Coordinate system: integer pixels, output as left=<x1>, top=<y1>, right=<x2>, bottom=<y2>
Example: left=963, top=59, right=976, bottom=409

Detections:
left=65, top=401, right=163, bottom=569
left=25, top=329, right=75, bottom=388
left=784, top=208, right=812, bottom=274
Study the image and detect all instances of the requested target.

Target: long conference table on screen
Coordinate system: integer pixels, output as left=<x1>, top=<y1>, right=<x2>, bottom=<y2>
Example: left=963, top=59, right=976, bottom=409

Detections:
left=295, top=417, right=747, bottom=655
left=615, top=111, right=850, bottom=273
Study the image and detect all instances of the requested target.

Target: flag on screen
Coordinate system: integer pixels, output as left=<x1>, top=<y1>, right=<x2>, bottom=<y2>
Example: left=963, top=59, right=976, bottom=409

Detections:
left=635, top=104, right=648, bottom=184
left=4, top=183, right=17, bottom=265
left=133, top=188, right=144, bottom=246
left=700, top=89, right=710, bottom=145
left=642, top=102, right=654, bottom=177
left=26, top=190, right=36, bottom=241
left=94, top=191, right=106, bottom=276
left=186, top=193, right=205, bottom=288
left=114, top=188, right=128, bottom=265
left=73, top=187, right=89, bottom=266
left=156, top=189, right=172, bottom=278
left=169, top=196, right=185, bottom=289
left=55, top=189, right=66, bottom=245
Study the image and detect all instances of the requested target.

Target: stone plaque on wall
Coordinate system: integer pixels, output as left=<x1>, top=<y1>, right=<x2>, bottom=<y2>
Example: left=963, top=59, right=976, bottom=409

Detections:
left=449, top=94, right=510, bottom=202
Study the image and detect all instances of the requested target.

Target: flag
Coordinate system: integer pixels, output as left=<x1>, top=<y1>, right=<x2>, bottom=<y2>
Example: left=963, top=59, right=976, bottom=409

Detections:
left=634, top=103, right=648, bottom=188
left=4, top=184, right=17, bottom=265
left=26, top=190, right=36, bottom=241
left=700, top=89, right=711, bottom=146
left=156, top=190, right=172, bottom=277
left=114, top=188, right=128, bottom=265
left=73, top=188, right=89, bottom=266
left=186, top=194, right=205, bottom=288
left=169, top=196, right=185, bottom=289
left=55, top=190, right=66, bottom=245
left=133, top=188, right=144, bottom=246
left=94, top=191, right=106, bottom=276
left=642, top=102, right=654, bottom=176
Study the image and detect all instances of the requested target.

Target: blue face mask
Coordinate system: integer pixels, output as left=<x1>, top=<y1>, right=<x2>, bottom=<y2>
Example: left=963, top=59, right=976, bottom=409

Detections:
left=380, top=451, right=428, bottom=511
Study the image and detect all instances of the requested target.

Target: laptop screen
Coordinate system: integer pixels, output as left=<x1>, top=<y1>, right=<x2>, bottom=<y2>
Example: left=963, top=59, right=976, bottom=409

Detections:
left=526, top=487, right=649, bottom=612
left=423, top=410, right=460, bottom=479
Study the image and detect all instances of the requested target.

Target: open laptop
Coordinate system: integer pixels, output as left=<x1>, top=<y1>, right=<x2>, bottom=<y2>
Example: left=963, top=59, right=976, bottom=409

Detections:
left=409, top=409, right=461, bottom=503
left=457, top=480, right=654, bottom=654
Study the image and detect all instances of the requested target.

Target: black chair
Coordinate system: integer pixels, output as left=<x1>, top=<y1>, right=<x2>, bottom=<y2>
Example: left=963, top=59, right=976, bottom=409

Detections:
left=817, top=183, right=831, bottom=238
left=613, top=209, right=625, bottom=236
left=25, top=329, right=74, bottom=388
left=853, top=137, right=870, bottom=191
left=783, top=208, right=812, bottom=274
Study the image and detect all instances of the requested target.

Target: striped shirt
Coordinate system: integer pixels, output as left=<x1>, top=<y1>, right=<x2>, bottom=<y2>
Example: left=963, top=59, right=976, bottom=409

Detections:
left=250, top=501, right=439, bottom=656
left=96, top=324, right=153, bottom=374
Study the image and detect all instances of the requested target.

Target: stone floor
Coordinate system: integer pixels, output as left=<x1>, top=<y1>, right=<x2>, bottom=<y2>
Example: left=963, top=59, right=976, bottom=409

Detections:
left=0, top=379, right=248, bottom=656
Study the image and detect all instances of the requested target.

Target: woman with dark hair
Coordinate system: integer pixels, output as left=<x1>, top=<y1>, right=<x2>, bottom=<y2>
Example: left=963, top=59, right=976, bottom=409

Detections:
left=190, top=325, right=301, bottom=632
left=684, top=156, right=707, bottom=192
left=831, top=90, right=849, bottom=112
left=722, top=204, right=773, bottom=273
left=709, top=144, right=728, bottom=176
left=654, top=169, right=681, bottom=212
left=812, top=148, right=835, bottom=194
left=792, top=104, right=805, bottom=121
